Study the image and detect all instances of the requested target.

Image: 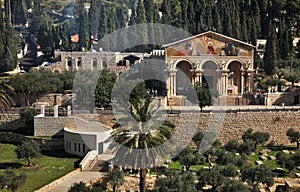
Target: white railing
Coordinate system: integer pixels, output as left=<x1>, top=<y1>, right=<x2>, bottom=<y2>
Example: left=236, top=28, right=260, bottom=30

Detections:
left=79, top=150, right=97, bottom=171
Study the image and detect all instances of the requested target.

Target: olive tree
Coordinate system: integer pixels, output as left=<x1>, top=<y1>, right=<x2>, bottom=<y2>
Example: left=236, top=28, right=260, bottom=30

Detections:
left=15, top=140, right=41, bottom=166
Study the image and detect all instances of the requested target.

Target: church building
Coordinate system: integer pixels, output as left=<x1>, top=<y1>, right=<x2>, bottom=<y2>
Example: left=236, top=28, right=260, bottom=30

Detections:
left=159, top=31, right=255, bottom=105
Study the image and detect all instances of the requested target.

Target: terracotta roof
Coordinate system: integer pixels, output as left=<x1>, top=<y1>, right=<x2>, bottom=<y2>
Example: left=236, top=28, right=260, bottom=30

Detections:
left=70, top=34, right=79, bottom=43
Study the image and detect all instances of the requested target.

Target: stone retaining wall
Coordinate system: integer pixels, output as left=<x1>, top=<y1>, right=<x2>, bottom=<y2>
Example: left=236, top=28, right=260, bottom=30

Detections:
left=167, top=109, right=300, bottom=146
left=0, top=132, right=64, bottom=150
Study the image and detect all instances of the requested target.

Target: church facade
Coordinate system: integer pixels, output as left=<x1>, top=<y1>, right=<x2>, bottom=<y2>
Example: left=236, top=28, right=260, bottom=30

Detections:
left=161, top=31, right=255, bottom=99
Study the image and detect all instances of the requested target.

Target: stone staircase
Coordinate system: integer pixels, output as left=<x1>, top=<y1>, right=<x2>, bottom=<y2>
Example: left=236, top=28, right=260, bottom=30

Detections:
left=89, top=159, right=109, bottom=172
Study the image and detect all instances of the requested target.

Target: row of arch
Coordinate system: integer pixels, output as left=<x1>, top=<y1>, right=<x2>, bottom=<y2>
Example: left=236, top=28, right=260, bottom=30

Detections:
left=66, top=57, right=108, bottom=71
left=173, top=59, right=252, bottom=95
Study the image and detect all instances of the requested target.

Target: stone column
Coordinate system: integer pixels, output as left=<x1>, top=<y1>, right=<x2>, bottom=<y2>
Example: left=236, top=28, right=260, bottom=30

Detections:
left=247, top=70, right=254, bottom=93
left=221, top=70, right=229, bottom=95
left=67, top=105, right=72, bottom=116
left=41, top=105, right=45, bottom=116
left=169, top=71, right=176, bottom=96
left=173, top=71, right=177, bottom=95
left=217, top=70, right=222, bottom=95
left=194, top=70, right=203, bottom=84
left=54, top=105, right=59, bottom=117
left=241, top=70, right=245, bottom=94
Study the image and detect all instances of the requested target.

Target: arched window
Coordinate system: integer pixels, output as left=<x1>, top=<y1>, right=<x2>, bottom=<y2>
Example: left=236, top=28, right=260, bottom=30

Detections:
left=77, top=57, right=82, bottom=70
left=102, top=57, right=107, bottom=69
left=92, top=57, right=98, bottom=70
left=66, top=57, right=72, bottom=71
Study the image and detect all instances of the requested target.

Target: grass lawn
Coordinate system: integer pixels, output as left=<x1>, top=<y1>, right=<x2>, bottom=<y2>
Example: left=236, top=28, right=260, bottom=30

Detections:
left=0, top=143, right=80, bottom=192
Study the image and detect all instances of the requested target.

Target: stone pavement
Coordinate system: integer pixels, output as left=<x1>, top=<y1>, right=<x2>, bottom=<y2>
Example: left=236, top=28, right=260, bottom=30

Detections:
left=36, top=170, right=103, bottom=192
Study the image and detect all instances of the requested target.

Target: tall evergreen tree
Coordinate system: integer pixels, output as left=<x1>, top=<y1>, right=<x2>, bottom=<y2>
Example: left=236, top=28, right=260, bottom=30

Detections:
left=128, top=0, right=136, bottom=25
left=144, top=0, right=155, bottom=23
left=89, top=0, right=102, bottom=38
left=36, top=14, right=54, bottom=57
left=178, top=0, right=188, bottom=30
left=0, top=0, right=18, bottom=72
left=212, top=5, right=222, bottom=33
left=161, top=0, right=172, bottom=25
left=135, top=0, right=146, bottom=24
left=76, top=0, right=90, bottom=51
left=263, top=23, right=278, bottom=75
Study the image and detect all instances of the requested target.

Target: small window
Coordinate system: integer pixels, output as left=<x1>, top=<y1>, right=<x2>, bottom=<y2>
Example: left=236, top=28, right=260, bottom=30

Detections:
left=67, top=57, right=72, bottom=66
left=102, top=57, right=107, bottom=68
left=66, top=140, right=68, bottom=149
left=83, top=144, right=86, bottom=153
left=92, top=58, right=97, bottom=70
left=77, top=57, right=82, bottom=69
left=74, top=143, right=77, bottom=151
left=78, top=143, right=81, bottom=152
left=69, top=141, right=71, bottom=150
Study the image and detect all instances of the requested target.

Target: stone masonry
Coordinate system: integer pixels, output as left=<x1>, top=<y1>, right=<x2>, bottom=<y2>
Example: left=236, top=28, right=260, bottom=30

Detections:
left=167, top=109, right=300, bottom=146
left=34, top=108, right=300, bottom=146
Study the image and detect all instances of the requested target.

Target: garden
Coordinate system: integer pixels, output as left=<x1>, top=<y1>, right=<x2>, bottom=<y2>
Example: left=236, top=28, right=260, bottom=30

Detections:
left=0, top=142, right=80, bottom=192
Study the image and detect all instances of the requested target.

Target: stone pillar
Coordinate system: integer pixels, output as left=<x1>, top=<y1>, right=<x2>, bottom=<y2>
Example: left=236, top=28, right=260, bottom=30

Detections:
left=169, top=74, right=173, bottom=96
left=221, top=70, right=229, bottom=95
left=67, top=105, right=72, bottom=116
left=41, top=105, right=45, bottom=116
left=217, top=71, right=222, bottom=95
left=241, top=70, right=245, bottom=94
left=173, top=72, right=176, bottom=95
left=194, top=70, right=203, bottom=84
left=54, top=105, right=59, bottom=117
left=247, top=70, right=254, bottom=93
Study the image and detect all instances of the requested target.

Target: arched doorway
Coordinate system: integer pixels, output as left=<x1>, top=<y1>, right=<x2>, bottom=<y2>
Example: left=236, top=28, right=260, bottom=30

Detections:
left=202, top=61, right=218, bottom=91
left=176, top=61, right=192, bottom=95
left=227, top=61, right=242, bottom=94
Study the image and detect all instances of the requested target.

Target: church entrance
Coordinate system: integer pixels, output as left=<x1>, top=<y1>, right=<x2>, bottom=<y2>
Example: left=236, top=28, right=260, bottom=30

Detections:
left=176, top=61, right=192, bottom=95
left=227, top=61, right=242, bottom=94
left=202, top=61, right=218, bottom=91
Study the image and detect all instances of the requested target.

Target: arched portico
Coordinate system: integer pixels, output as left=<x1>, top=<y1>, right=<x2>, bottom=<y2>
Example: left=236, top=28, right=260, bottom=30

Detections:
left=175, top=60, right=193, bottom=95
left=227, top=61, right=243, bottom=94
left=201, top=61, right=219, bottom=91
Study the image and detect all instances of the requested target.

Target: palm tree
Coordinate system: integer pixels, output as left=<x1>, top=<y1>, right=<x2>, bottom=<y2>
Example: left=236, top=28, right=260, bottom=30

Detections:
left=109, top=83, right=175, bottom=192
left=0, top=75, right=14, bottom=112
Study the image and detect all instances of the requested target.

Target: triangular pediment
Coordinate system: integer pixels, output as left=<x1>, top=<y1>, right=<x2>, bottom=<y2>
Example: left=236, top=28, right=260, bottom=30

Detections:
left=162, top=31, right=255, bottom=57
left=162, top=31, right=255, bottom=49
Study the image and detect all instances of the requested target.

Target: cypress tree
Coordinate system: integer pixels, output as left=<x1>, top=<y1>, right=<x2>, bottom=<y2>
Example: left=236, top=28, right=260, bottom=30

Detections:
left=136, top=0, right=146, bottom=24
left=240, top=11, right=249, bottom=42
left=205, top=0, right=213, bottom=31
left=128, top=0, right=136, bottom=25
left=89, top=0, right=102, bottom=37
left=231, top=1, right=241, bottom=39
left=76, top=0, right=90, bottom=51
left=278, top=18, right=291, bottom=60
left=187, top=0, right=197, bottom=34
left=222, top=5, right=233, bottom=36
left=36, top=14, right=54, bottom=57
left=0, top=0, right=18, bottom=72
left=11, top=0, right=26, bottom=25
left=258, top=0, right=268, bottom=38
left=263, top=23, right=277, bottom=75
left=161, top=0, right=172, bottom=25
left=212, top=5, right=222, bottom=33
left=144, top=0, right=155, bottom=23
left=179, top=0, right=189, bottom=31
left=99, top=3, right=108, bottom=38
